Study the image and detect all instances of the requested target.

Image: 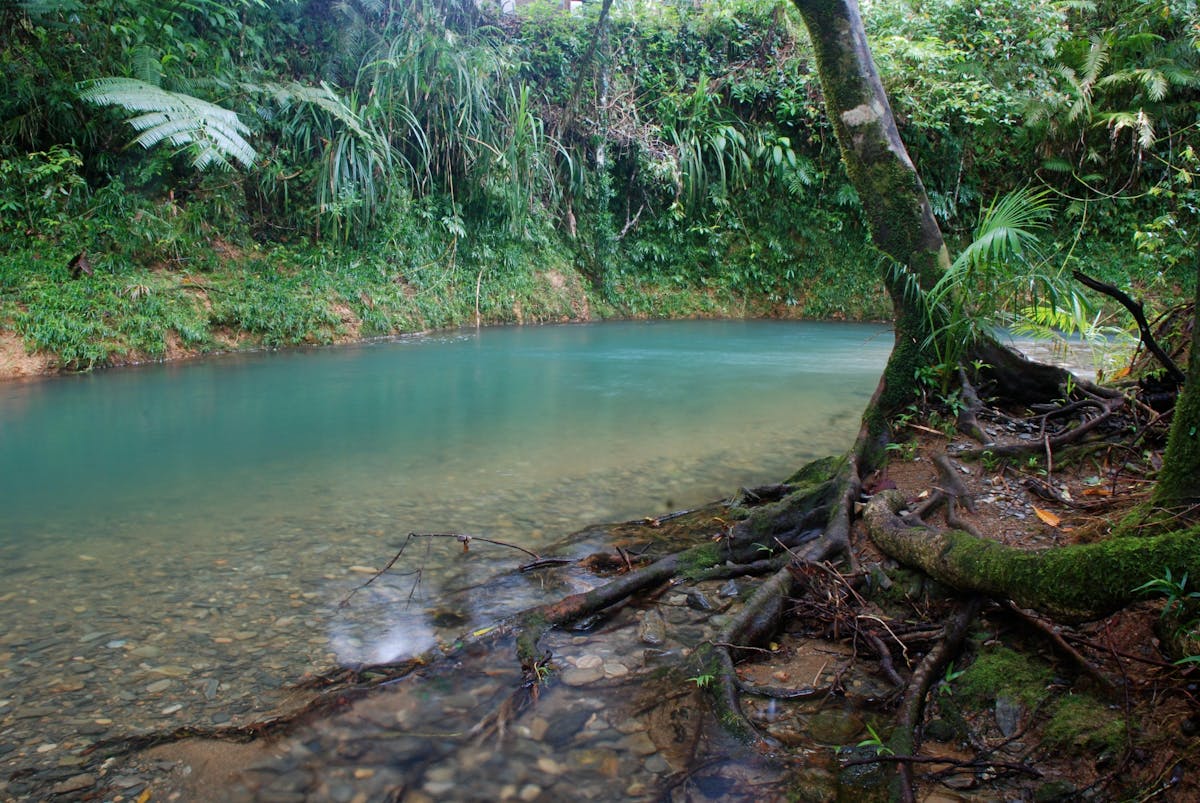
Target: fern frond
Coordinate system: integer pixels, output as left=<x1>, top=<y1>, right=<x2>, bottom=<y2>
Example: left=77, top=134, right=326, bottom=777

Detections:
left=78, top=77, right=256, bottom=170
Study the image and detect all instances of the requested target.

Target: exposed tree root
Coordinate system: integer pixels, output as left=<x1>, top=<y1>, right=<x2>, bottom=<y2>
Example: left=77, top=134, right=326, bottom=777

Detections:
left=888, top=595, right=981, bottom=802
left=700, top=565, right=798, bottom=749
left=866, top=488, right=1200, bottom=621
left=1000, top=601, right=1118, bottom=691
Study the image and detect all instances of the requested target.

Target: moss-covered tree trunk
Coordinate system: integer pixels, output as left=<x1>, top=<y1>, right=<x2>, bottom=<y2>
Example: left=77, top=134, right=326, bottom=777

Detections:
left=1154, top=268, right=1200, bottom=506
left=791, top=0, right=949, bottom=415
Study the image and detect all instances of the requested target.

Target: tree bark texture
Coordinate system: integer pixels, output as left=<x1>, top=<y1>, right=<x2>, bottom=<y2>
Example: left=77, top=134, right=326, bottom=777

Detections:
left=790, top=0, right=949, bottom=415
left=1154, top=267, right=1200, bottom=507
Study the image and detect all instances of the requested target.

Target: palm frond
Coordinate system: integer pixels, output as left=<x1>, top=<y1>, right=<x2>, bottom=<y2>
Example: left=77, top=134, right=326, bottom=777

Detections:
left=1096, top=110, right=1156, bottom=150
left=956, top=187, right=1053, bottom=270
left=78, top=77, right=256, bottom=170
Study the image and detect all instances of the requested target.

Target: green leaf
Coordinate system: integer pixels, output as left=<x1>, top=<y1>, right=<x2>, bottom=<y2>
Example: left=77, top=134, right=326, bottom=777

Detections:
left=78, top=77, right=256, bottom=171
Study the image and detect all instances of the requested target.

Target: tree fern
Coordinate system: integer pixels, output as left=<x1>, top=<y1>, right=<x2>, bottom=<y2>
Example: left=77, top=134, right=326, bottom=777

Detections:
left=78, top=77, right=256, bottom=170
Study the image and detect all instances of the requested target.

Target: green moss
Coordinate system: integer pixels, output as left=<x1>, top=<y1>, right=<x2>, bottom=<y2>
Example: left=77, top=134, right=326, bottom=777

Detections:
left=956, top=645, right=1053, bottom=709
left=785, top=455, right=843, bottom=487
left=784, top=768, right=838, bottom=803
left=1044, top=694, right=1126, bottom=755
left=679, top=542, right=723, bottom=580
left=929, top=524, right=1200, bottom=621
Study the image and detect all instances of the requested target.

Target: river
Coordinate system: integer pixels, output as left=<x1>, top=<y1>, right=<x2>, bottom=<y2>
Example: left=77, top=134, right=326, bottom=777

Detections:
left=0, top=319, right=890, bottom=798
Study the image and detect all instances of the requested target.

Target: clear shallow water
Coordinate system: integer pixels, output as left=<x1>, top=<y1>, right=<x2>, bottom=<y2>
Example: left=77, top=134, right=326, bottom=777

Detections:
left=0, top=320, right=889, bottom=766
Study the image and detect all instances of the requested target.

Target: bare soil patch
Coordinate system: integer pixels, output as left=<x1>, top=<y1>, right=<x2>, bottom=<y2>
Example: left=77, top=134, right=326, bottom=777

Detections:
left=0, top=332, right=53, bottom=379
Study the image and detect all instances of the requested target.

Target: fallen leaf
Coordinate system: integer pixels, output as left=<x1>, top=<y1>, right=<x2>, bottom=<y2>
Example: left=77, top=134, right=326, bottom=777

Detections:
left=1082, top=488, right=1112, bottom=497
left=1033, top=507, right=1061, bottom=527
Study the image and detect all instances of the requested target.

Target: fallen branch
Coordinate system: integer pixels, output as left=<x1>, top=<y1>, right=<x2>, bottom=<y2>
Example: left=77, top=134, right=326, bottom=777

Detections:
left=1073, top=269, right=1186, bottom=386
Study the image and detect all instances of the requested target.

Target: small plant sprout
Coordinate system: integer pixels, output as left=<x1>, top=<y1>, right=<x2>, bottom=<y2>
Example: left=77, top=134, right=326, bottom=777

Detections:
left=1134, top=569, right=1200, bottom=621
left=939, top=661, right=966, bottom=695
left=857, top=722, right=895, bottom=756
left=688, top=673, right=715, bottom=689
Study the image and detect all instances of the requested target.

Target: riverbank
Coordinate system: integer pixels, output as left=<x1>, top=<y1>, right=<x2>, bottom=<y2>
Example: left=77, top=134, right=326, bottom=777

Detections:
left=0, top=239, right=897, bottom=382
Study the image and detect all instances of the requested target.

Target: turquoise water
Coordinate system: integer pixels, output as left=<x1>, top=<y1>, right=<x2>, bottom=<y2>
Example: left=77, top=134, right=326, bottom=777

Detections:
left=1, top=320, right=890, bottom=550
left=0, top=320, right=889, bottom=744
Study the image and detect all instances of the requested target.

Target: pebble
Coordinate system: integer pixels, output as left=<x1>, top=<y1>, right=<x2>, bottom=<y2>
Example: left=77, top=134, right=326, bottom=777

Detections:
left=685, top=589, right=715, bottom=611
left=575, top=654, right=603, bottom=670
left=519, top=784, right=542, bottom=801
left=527, top=717, right=549, bottom=741
left=48, top=773, right=94, bottom=795
left=621, top=732, right=657, bottom=757
left=560, top=666, right=605, bottom=686
left=111, top=775, right=149, bottom=789
left=638, top=610, right=667, bottom=646
left=151, top=664, right=191, bottom=678
left=146, top=679, right=173, bottom=693
left=542, top=709, right=593, bottom=748
left=535, top=757, right=565, bottom=775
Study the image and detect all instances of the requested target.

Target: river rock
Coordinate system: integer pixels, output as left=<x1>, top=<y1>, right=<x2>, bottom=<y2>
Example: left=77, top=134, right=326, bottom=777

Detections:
left=560, top=666, right=604, bottom=686
left=48, top=773, right=94, bottom=795
left=638, top=610, right=666, bottom=646
left=995, top=695, right=1022, bottom=737
left=574, top=654, right=603, bottom=670
left=543, top=709, right=593, bottom=747
left=807, top=710, right=865, bottom=745
left=603, top=662, right=629, bottom=679
left=685, top=589, right=715, bottom=612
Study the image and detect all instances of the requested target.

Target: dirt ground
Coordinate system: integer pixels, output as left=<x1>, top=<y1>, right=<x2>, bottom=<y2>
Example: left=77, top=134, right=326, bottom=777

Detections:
left=854, top=413, right=1200, bottom=801
left=0, top=331, right=52, bottom=379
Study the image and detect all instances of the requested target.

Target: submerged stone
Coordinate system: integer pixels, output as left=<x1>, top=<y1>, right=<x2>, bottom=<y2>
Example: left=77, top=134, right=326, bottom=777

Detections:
left=685, top=589, right=715, bottom=612
left=638, top=610, right=667, bottom=646
left=995, top=695, right=1022, bottom=737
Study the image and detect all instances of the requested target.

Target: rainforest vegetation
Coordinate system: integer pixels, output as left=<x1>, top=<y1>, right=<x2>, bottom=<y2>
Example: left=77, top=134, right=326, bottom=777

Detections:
left=0, top=0, right=1195, bottom=369
left=4, top=1, right=1200, bottom=800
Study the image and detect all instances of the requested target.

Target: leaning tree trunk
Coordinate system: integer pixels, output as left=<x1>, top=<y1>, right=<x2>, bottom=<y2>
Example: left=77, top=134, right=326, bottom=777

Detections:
left=791, top=0, right=949, bottom=417
left=1154, top=262, right=1200, bottom=507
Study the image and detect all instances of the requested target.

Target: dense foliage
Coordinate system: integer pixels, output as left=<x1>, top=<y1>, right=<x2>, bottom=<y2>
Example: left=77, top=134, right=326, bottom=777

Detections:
left=0, top=0, right=1196, bottom=367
